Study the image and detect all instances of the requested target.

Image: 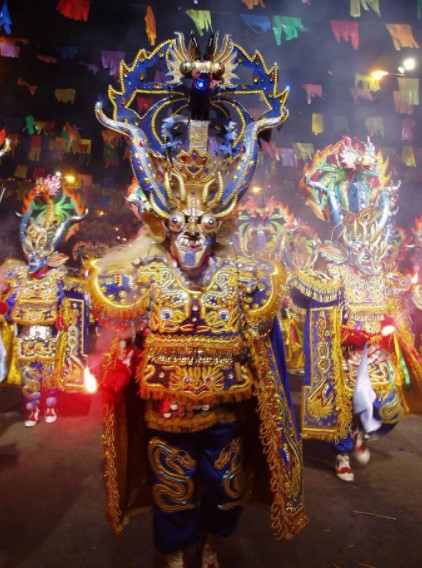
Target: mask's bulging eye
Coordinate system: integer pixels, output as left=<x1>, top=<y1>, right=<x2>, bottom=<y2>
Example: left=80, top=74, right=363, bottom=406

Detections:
left=201, top=213, right=218, bottom=233
left=168, top=211, right=185, bottom=232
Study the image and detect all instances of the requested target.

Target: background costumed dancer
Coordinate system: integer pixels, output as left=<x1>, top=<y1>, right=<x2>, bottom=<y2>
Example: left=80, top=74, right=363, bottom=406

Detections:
left=236, top=195, right=319, bottom=374
left=87, top=32, right=308, bottom=568
left=0, top=174, right=89, bottom=426
left=287, top=136, right=422, bottom=482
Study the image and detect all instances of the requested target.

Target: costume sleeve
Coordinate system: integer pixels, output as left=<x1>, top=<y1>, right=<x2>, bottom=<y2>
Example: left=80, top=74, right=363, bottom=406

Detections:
left=239, top=257, right=283, bottom=338
left=86, top=259, right=151, bottom=334
left=248, top=321, right=308, bottom=539
left=53, top=275, right=90, bottom=393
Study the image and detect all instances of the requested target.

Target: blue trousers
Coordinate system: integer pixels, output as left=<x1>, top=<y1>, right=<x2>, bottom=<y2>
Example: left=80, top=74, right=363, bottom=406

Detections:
left=147, top=421, right=245, bottom=554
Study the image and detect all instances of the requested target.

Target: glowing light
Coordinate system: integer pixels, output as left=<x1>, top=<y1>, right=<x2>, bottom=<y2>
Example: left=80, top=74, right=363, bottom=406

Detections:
left=381, top=324, right=395, bottom=336
left=252, top=185, right=262, bottom=194
left=397, top=66, right=405, bottom=75
left=195, top=79, right=207, bottom=90
left=65, top=174, right=75, bottom=184
left=84, top=367, right=98, bottom=393
left=55, top=171, right=62, bottom=177
left=403, top=58, right=416, bottom=71
left=371, top=69, right=389, bottom=80
left=412, top=272, right=419, bottom=284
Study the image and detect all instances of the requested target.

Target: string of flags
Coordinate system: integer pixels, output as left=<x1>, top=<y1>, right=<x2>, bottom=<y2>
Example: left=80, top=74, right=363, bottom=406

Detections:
left=0, top=0, right=421, bottom=187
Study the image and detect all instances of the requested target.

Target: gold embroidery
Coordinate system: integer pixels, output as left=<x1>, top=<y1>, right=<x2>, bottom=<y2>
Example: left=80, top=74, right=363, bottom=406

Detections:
left=148, top=437, right=197, bottom=512
left=214, top=437, right=246, bottom=509
left=250, top=336, right=308, bottom=539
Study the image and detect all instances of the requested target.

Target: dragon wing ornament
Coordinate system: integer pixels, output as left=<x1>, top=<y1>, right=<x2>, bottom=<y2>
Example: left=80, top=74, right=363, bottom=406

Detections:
left=300, top=136, right=400, bottom=267
left=19, top=175, right=87, bottom=272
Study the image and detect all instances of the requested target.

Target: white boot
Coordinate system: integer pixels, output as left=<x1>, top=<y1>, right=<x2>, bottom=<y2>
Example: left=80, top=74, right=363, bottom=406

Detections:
left=335, top=454, right=354, bottom=482
left=24, top=403, right=40, bottom=427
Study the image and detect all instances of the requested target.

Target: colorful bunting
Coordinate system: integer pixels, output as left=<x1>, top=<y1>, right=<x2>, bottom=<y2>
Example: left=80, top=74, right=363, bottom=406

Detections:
left=272, top=16, right=307, bottom=45
left=365, top=116, right=384, bottom=137
left=62, top=122, right=81, bottom=153
left=59, top=46, right=78, bottom=60
left=34, top=121, right=55, bottom=136
left=0, top=37, right=20, bottom=57
left=280, top=148, right=298, bottom=167
left=302, top=84, right=322, bottom=104
left=28, top=136, right=42, bottom=162
left=17, top=78, right=38, bottom=96
left=354, top=74, right=380, bottom=92
left=397, top=77, right=419, bottom=105
left=293, top=142, right=315, bottom=160
left=260, top=139, right=280, bottom=160
left=402, top=145, right=416, bottom=167
left=350, top=0, right=381, bottom=18
left=351, top=88, right=375, bottom=102
left=393, top=90, right=413, bottom=114
left=241, top=14, right=271, bottom=33
left=242, top=0, right=266, bottom=8
left=0, top=0, right=12, bottom=34
left=77, top=61, right=99, bottom=74
left=56, top=0, right=91, bottom=22
left=312, top=113, right=324, bottom=135
left=330, top=20, right=359, bottom=49
left=385, top=24, right=420, bottom=50
left=54, top=88, right=76, bottom=104
left=36, top=54, right=58, bottom=64
left=14, top=165, right=28, bottom=178
left=186, top=10, right=212, bottom=36
left=24, top=115, right=37, bottom=135
left=101, top=50, right=125, bottom=76
left=332, top=115, right=349, bottom=133
left=401, top=117, right=416, bottom=142
left=145, top=6, right=157, bottom=47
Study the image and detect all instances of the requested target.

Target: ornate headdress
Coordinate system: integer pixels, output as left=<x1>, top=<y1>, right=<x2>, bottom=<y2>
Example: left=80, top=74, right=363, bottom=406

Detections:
left=300, top=136, right=399, bottom=270
left=95, top=32, right=288, bottom=240
left=19, top=174, right=86, bottom=272
left=237, top=195, right=319, bottom=268
left=237, top=195, right=293, bottom=254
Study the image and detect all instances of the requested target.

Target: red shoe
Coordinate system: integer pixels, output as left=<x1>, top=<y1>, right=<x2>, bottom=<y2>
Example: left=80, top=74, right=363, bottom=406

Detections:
left=24, top=407, right=40, bottom=428
left=352, top=430, right=371, bottom=465
left=335, top=454, right=354, bottom=482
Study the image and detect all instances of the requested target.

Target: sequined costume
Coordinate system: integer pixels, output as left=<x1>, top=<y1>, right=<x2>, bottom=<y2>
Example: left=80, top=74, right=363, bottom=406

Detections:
left=287, top=137, right=422, bottom=479
left=0, top=175, right=89, bottom=425
left=409, top=216, right=422, bottom=357
left=236, top=195, right=319, bottom=374
left=88, top=32, right=307, bottom=564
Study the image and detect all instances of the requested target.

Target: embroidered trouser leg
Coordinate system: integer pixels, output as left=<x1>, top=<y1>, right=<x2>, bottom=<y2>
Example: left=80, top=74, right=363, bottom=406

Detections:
left=19, top=360, right=57, bottom=407
left=147, top=421, right=245, bottom=554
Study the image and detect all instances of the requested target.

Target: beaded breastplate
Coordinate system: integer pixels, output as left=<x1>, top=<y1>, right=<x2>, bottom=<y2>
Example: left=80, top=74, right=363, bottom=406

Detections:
left=9, top=267, right=64, bottom=326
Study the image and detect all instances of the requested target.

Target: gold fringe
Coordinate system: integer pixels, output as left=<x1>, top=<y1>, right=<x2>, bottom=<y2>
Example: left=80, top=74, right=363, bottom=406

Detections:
left=250, top=336, right=308, bottom=539
left=287, top=270, right=341, bottom=304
